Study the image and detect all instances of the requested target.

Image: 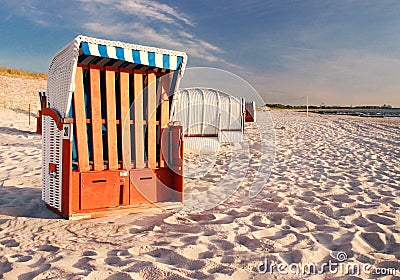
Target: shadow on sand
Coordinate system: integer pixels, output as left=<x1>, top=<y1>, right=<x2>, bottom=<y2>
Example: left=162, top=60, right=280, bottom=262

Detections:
left=0, top=185, right=59, bottom=219
left=0, top=126, right=36, bottom=136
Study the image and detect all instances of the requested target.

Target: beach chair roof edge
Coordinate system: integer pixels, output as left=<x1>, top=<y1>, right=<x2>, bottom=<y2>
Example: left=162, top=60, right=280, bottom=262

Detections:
left=47, top=35, right=188, bottom=118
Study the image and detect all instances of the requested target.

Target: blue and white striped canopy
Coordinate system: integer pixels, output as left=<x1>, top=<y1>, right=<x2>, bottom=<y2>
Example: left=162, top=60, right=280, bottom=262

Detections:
left=79, top=41, right=184, bottom=71
left=47, top=35, right=187, bottom=118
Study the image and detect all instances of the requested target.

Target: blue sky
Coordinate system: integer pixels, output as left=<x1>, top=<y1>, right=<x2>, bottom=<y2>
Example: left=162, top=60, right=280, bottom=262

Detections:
left=1, top=0, right=399, bottom=106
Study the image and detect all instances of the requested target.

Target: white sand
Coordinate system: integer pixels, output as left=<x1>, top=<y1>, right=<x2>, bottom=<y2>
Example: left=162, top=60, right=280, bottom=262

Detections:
left=0, top=108, right=399, bottom=279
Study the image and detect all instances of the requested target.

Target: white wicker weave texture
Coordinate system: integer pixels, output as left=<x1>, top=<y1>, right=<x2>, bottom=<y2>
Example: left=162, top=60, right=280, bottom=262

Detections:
left=42, top=115, right=63, bottom=211
left=171, top=88, right=244, bottom=143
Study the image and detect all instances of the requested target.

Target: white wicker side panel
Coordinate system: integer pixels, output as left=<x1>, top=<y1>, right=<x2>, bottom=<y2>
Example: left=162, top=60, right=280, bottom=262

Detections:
left=184, top=137, right=220, bottom=153
left=203, top=89, right=219, bottom=135
left=171, top=88, right=220, bottom=136
left=188, top=89, right=204, bottom=135
left=47, top=39, right=79, bottom=118
left=42, top=115, right=63, bottom=211
left=218, top=94, right=244, bottom=143
left=171, top=90, right=190, bottom=134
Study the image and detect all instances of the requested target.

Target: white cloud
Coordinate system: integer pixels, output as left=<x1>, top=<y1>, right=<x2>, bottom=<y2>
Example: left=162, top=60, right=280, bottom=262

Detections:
left=79, top=0, right=193, bottom=26
left=257, top=49, right=400, bottom=106
left=3, top=0, right=51, bottom=26
left=119, top=0, right=193, bottom=26
left=4, top=0, right=234, bottom=67
left=77, top=0, right=232, bottom=65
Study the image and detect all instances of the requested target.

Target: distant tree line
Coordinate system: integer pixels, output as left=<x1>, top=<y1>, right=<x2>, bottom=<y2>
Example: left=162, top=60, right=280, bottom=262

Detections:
left=265, top=104, right=395, bottom=109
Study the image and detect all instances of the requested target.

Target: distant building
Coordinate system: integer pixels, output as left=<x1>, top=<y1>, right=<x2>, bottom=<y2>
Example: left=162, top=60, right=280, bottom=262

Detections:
left=381, top=104, right=392, bottom=109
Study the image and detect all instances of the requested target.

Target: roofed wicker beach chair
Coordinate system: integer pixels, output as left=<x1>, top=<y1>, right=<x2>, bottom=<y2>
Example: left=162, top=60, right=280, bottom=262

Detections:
left=170, top=88, right=245, bottom=152
left=39, top=35, right=187, bottom=219
left=245, top=100, right=256, bottom=122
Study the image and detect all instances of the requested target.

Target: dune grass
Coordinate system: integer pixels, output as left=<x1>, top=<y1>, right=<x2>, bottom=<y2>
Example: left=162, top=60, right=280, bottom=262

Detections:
left=0, top=66, right=47, bottom=79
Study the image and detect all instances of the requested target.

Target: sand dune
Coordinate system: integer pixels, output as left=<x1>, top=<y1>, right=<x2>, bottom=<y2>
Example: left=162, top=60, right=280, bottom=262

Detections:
left=0, top=108, right=399, bottom=279
left=0, top=75, right=46, bottom=114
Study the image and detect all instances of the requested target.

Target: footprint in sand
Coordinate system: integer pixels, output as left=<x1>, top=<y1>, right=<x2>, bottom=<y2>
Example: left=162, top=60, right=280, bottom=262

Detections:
left=332, top=194, right=356, bottom=204
left=0, top=256, right=12, bottom=278
left=375, top=260, right=400, bottom=270
left=313, top=232, right=334, bottom=247
left=199, top=251, right=214, bottom=259
left=366, top=214, right=396, bottom=226
left=16, top=255, right=33, bottom=262
left=301, top=211, right=328, bottom=225
left=364, top=224, right=385, bottom=233
left=279, top=249, right=303, bottom=264
left=250, top=215, right=270, bottom=227
left=37, top=244, right=59, bottom=252
left=221, top=255, right=235, bottom=264
left=82, top=250, right=97, bottom=256
left=287, top=216, right=307, bottom=229
left=0, top=239, right=19, bottom=247
left=236, top=234, right=266, bottom=251
left=352, top=216, right=372, bottom=227
left=361, top=232, right=386, bottom=251
left=211, top=239, right=235, bottom=251
left=72, top=257, right=96, bottom=271
left=225, top=208, right=252, bottom=218
left=208, top=216, right=236, bottom=225
left=18, top=264, right=51, bottom=280
left=124, top=261, right=153, bottom=272
left=105, top=272, right=133, bottom=280
left=180, top=236, right=199, bottom=244
left=334, top=208, right=356, bottom=216
left=317, top=205, right=335, bottom=218
left=151, top=239, right=172, bottom=246
left=207, top=265, right=235, bottom=275
left=187, top=213, right=216, bottom=223
left=104, top=256, right=132, bottom=267
left=149, top=248, right=206, bottom=271
left=356, top=254, right=375, bottom=265
left=188, top=271, right=209, bottom=279
left=268, top=213, right=285, bottom=225
left=9, top=254, right=22, bottom=259
left=108, top=249, right=130, bottom=256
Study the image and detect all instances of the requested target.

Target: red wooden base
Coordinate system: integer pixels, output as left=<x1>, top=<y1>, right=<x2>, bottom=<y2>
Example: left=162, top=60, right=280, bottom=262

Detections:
left=48, top=167, right=183, bottom=219
left=36, top=111, right=42, bottom=134
left=245, top=113, right=255, bottom=122
left=41, top=108, right=184, bottom=220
